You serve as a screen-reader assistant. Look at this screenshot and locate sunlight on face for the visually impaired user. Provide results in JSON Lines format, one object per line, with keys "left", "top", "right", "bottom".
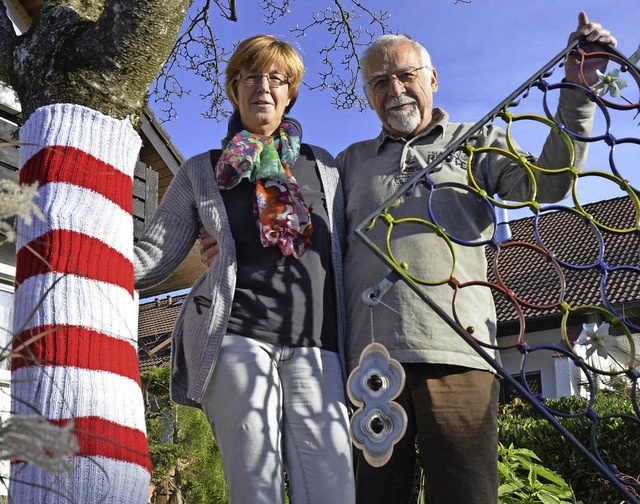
{"left": 236, "top": 65, "right": 292, "bottom": 136}
{"left": 366, "top": 43, "right": 438, "bottom": 138}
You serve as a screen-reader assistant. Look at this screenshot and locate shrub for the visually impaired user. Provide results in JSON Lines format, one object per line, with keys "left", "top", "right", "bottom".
{"left": 498, "top": 394, "right": 640, "bottom": 504}
{"left": 142, "top": 367, "right": 229, "bottom": 503}
{"left": 498, "top": 443, "right": 576, "bottom": 503}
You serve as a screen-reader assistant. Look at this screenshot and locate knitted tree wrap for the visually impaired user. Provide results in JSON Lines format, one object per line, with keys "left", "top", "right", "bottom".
{"left": 10, "top": 104, "right": 150, "bottom": 502}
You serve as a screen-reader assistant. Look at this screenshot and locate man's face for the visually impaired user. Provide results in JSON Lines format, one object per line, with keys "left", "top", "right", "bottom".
{"left": 365, "top": 43, "right": 438, "bottom": 139}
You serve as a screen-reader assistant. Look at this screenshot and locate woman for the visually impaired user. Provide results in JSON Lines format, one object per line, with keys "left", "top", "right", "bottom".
{"left": 134, "top": 35, "right": 355, "bottom": 503}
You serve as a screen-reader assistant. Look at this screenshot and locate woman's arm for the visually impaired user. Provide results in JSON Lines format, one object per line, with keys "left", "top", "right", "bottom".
{"left": 134, "top": 162, "right": 201, "bottom": 290}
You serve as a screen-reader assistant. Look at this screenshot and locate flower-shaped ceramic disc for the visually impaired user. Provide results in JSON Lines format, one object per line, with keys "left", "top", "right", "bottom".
{"left": 347, "top": 342, "right": 407, "bottom": 467}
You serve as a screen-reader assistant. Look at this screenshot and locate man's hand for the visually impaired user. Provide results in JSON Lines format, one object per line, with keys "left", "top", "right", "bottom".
{"left": 199, "top": 234, "right": 220, "bottom": 268}
{"left": 564, "top": 12, "right": 617, "bottom": 86}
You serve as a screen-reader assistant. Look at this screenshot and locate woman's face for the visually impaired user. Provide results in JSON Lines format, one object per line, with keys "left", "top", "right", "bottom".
{"left": 236, "top": 65, "right": 292, "bottom": 136}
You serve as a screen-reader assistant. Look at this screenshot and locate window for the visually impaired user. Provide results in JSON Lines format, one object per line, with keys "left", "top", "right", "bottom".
{"left": 500, "top": 370, "right": 542, "bottom": 404}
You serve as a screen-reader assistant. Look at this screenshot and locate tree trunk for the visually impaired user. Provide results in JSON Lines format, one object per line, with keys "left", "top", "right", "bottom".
{"left": 2, "top": 0, "right": 191, "bottom": 123}
{"left": 0, "top": 1, "right": 190, "bottom": 502}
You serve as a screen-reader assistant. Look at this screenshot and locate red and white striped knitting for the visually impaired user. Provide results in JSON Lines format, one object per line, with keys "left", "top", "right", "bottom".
{"left": 10, "top": 104, "right": 150, "bottom": 502}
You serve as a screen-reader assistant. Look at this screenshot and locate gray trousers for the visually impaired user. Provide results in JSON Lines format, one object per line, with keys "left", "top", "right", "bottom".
{"left": 201, "top": 334, "right": 355, "bottom": 504}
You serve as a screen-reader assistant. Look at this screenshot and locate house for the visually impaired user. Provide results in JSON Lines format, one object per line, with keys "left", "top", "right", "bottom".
{"left": 137, "top": 196, "right": 640, "bottom": 405}
{"left": 489, "top": 195, "right": 640, "bottom": 402}
{"left": 138, "top": 294, "right": 187, "bottom": 374}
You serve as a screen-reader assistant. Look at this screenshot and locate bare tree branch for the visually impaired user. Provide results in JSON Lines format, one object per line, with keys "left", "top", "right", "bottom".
{"left": 228, "top": 0, "right": 237, "bottom": 21}
{"left": 150, "top": 0, "right": 232, "bottom": 122}
{"left": 151, "top": 0, "right": 393, "bottom": 122}
{"left": 259, "top": 0, "right": 292, "bottom": 25}
{"left": 290, "top": 0, "right": 392, "bottom": 110}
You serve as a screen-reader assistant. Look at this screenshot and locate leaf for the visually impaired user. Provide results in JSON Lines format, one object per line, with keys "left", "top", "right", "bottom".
{"left": 529, "top": 466, "right": 537, "bottom": 487}
{"left": 532, "top": 464, "right": 570, "bottom": 486}
{"left": 510, "top": 454, "right": 534, "bottom": 473}
{"left": 498, "top": 481, "right": 525, "bottom": 496}
{"left": 498, "top": 462, "right": 515, "bottom": 479}
{"left": 513, "top": 447, "right": 540, "bottom": 460}
{"left": 538, "top": 491, "right": 563, "bottom": 504}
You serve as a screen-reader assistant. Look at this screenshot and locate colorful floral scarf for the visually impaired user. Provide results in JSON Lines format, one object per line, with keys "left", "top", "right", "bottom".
{"left": 215, "top": 113, "right": 313, "bottom": 258}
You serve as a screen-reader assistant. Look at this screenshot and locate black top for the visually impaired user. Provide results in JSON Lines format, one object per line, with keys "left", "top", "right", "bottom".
{"left": 217, "top": 144, "right": 338, "bottom": 351}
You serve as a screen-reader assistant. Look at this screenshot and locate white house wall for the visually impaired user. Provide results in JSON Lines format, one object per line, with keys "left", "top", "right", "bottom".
{"left": 498, "top": 327, "right": 579, "bottom": 400}
{"left": 499, "top": 327, "right": 639, "bottom": 400}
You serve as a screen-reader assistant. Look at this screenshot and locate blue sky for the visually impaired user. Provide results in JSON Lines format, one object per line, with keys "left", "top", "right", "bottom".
{"left": 150, "top": 0, "right": 640, "bottom": 207}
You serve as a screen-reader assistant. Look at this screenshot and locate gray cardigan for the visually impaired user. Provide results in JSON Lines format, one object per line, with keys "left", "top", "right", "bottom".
{"left": 134, "top": 145, "right": 347, "bottom": 407}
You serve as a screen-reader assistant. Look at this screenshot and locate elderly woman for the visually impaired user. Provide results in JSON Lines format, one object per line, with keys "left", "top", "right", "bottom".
{"left": 134, "top": 35, "right": 355, "bottom": 503}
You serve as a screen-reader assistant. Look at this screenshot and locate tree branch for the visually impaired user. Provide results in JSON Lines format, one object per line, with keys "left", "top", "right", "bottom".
{"left": 150, "top": 0, "right": 393, "bottom": 122}
{"left": 228, "top": 0, "right": 237, "bottom": 22}
{"left": 41, "top": 0, "right": 104, "bottom": 21}
{"left": 90, "top": 0, "right": 193, "bottom": 94}
{"left": 290, "top": 0, "right": 392, "bottom": 110}
{"left": 151, "top": 0, "right": 230, "bottom": 122}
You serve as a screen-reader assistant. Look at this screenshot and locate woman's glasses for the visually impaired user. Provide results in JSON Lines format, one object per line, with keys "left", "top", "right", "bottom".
{"left": 236, "top": 72, "right": 290, "bottom": 88}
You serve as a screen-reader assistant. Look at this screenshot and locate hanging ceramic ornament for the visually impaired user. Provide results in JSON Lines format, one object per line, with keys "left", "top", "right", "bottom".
{"left": 347, "top": 342, "right": 407, "bottom": 467}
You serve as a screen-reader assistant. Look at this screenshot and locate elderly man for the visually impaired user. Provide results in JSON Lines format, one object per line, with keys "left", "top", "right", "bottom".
{"left": 336, "top": 12, "right": 615, "bottom": 504}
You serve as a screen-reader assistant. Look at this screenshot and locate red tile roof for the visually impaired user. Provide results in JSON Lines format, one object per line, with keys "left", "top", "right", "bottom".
{"left": 489, "top": 196, "right": 640, "bottom": 326}
{"left": 137, "top": 294, "right": 187, "bottom": 373}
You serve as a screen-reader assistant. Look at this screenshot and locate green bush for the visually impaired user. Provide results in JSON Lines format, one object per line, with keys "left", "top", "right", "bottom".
{"left": 142, "top": 367, "right": 229, "bottom": 503}
{"left": 412, "top": 441, "right": 577, "bottom": 504}
{"left": 173, "top": 405, "right": 228, "bottom": 503}
{"left": 498, "top": 393, "right": 640, "bottom": 504}
{"left": 498, "top": 443, "right": 576, "bottom": 503}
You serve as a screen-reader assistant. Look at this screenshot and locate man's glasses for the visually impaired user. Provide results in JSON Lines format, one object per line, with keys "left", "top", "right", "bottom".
{"left": 236, "top": 72, "right": 290, "bottom": 88}
{"left": 367, "top": 66, "right": 427, "bottom": 93}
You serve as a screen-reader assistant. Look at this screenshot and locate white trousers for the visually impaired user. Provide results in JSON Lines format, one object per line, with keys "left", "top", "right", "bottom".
{"left": 200, "top": 334, "right": 355, "bottom": 504}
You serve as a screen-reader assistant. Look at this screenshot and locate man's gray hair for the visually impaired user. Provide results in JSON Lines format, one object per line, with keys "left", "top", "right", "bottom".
{"left": 359, "top": 34, "right": 433, "bottom": 82}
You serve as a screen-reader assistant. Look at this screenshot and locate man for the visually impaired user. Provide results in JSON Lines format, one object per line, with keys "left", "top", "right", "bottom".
{"left": 336, "top": 11, "right": 615, "bottom": 504}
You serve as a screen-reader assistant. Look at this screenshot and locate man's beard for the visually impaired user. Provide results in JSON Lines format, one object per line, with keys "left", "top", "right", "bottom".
{"left": 385, "top": 97, "right": 421, "bottom": 134}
